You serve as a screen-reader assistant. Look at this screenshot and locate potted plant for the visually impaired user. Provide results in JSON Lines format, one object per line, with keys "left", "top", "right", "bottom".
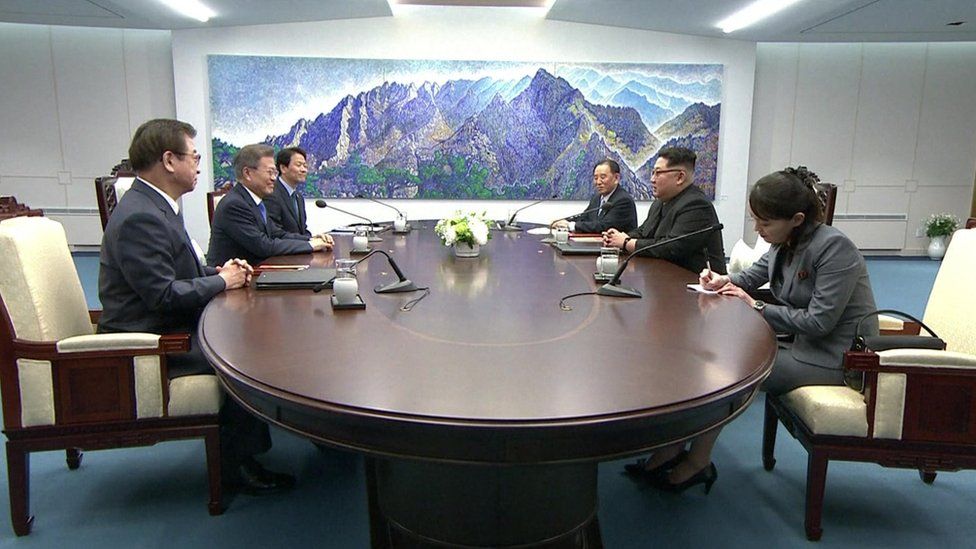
{"left": 924, "top": 213, "right": 959, "bottom": 260}
{"left": 435, "top": 211, "right": 492, "bottom": 257}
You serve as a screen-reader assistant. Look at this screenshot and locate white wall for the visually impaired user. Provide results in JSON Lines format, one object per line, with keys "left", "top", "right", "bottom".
{"left": 0, "top": 23, "right": 175, "bottom": 245}
{"left": 171, "top": 8, "right": 758, "bottom": 253}
{"left": 748, "top": 42, "right": 976, "bottom": 253}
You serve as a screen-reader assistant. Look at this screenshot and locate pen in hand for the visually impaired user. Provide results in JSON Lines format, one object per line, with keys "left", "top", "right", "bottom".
{"left": 703, "top": 247, "right": 712, "bottom": 278}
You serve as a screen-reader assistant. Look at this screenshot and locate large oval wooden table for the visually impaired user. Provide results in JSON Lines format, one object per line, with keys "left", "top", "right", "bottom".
{"left": 199, "top": 223, "right": 776, "bottom": 548}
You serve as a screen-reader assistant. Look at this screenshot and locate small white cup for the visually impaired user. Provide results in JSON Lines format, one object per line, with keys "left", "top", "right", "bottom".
{"left": 596, "top": 247, "right": 619, "bottom": 275}
{"left": 394, "top": 212, "right": 407, "bottom": 232}
{"left": 554, "top": 228, "right": 569, "bottom": 243}
{"left": 334, "top": 258, "right": 359, "bottom": 304}
{"left": 352, "top": 227, "right": 369, "bottom": 251}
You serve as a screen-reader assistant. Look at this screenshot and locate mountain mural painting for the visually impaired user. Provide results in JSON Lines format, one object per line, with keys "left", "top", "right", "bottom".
{"left": 208, "top": 56, "right": 723, "bottom": 200}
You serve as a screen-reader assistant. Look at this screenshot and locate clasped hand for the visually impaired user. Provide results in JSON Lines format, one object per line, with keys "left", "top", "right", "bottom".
{"left": 602, "top": 228, "right": 628, "bottom": 249}
{"left": 217, "top": 258, "right": 253, "bottom": 290}
{"left": 310, "top": 233, "right": 334, "bottom": 251}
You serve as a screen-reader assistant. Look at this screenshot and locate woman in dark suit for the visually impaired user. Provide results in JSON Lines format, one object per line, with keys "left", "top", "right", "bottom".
{"left": 624, "top": 166, "right": 878, "bottom": 493}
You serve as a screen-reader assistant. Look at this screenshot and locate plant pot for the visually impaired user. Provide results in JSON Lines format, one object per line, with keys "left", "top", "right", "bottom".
{"left": 453, "top": 242, "right": 481, "bottom": 258}
{"left": 927, "top": 235, "right": 947, "bottom": 260}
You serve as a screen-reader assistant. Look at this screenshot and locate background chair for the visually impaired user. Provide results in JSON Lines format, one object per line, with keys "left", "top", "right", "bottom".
{"left": 94, "top": 159, "right": 135, "bottom": 229}
{"left": 0, "top": 196, "right": 43, "bottom": 222}
{"left": 761, "top": 226, "right": 976, "bottom": 540}
{"left": 0, "top": 216, "right": 224, "bottom": 536}
{"left": 207, "top": 186, "right": 231, "bottom": 226}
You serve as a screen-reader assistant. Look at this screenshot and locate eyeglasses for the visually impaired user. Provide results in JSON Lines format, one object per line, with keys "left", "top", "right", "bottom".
{"left": 247, "top": 166, "right": 279, "bottom": 178}
{"left": 172, "top": 151, "right": 202, "bottom": 163}
{"left": 651, "top": 168, "right": 684, "bottom": 177}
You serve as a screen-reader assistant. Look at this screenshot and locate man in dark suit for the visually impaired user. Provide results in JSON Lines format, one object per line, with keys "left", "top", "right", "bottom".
{"left": 267, "top": 147, "right": 313, "bottom": 239}
{"left": 604, "top": 147, "right": 726, "bottom": 274}
{"left": 99, "top": 119, "right": 294, "bottom": 495}
{"left": 207, "top": 144, "right": 333, "bottom": 267}
{"left": 552, "top": 159, "right": 638, "bottom": 233}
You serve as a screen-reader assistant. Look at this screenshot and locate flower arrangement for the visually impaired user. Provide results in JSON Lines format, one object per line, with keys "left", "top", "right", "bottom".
{"left": 434, "top": 210, "right": 492, "bottom": 247}
{"left": 924, "top": 213, "right": 959, "bottom": 238}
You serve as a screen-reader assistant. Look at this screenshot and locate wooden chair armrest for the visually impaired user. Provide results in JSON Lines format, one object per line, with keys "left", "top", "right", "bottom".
{"left": 845, "top": 350, "right": 976, "bottom": 375}
{"left": 88, "top": 309, "right": 102, "bottom": 324}
{"left": 11, "top": 333, "right": 191, "bottom": 360}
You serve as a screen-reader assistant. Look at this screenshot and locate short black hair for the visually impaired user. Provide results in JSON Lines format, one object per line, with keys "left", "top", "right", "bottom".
{"left": 275, "top": 147, "right": 307, "bottom": 172}
{"left": 749, "top": 166, "right": 825, "bottom": 242}
{"left": 128, "top": 119, "right": 196, "bottom": 171}
{"left": 594, "top": 158, "right": 620, "bottom": 175}
{"left": 657, "top": 147, "right": 696, "bottom": 172}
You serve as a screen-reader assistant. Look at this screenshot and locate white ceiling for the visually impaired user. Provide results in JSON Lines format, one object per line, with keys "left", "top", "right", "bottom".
{"left": 2, "top": 0, "right": 976, "bottom": 42}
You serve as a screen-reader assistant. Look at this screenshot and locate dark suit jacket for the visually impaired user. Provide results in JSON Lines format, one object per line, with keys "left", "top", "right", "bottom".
{"left": 628, "top": 185, "right": 726, "bottom": 274}
{"left": 98, "top": 179, "right": 225, "bottom": 336}
{"left": 207, "top": 183, "right": 312, "bottom": 267}
{"left": 731, "top": 224, "right": 878, "bottom": 369}
{"left": 574, "top": 186, "right": 638, "bottom": 233}
{"left": 266, "top": 178, "right": 310, "bottom": 239}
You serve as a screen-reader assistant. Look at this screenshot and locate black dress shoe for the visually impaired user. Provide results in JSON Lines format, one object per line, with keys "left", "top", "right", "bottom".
{"left": 227, "top": 458, "right": 296, "bottom": 496}
{"left": 623, "top": 450, "right": 688, "bottom": 480}
{"left": 652, "top": 462, "right": 718, "bottom": 495}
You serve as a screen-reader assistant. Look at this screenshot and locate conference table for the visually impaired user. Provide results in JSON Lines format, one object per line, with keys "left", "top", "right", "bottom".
{"left": 198, "top": 222, "right": 776, "bottom": 548}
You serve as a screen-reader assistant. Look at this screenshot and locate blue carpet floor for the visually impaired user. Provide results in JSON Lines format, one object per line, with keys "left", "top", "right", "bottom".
{"left": 1, "top": 255, "right": 970, "bottom": 548}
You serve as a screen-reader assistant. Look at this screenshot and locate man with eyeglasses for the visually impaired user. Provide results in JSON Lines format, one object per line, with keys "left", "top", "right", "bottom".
{"left": 267, "top": 147, "right": 317, "bottom": 239}
{"left": 551, "top": 159, "right": 637, "bottom": 234}
{"left": 207, "top": 144, "right": 333, "bottom": 267}
{"left": 603, "top": 147, "right": 726, "bottom": 274}
{"left": 99, "top": 119, "right": 295, "bottom": 496}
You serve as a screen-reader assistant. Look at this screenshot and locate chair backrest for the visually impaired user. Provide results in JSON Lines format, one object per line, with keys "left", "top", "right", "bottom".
{"left": 95, "top": 175, "right": 136, "bottom": 230}
{"left": 922, "top": 228, "right": 976, "bottom": 355}
{"left": 0, "top": 196, "right": 43, "bottom": 221}
{"left": 207, "top": 186, "right": 231, "bottom": 226}
{"left": 966, "top": 217, "right": 976, "bottom": 229}
{"left": 0, "top": 217, "right": 92, "bottom": 342}
{"left": 817, "top": 183, "right": 838, "bottom": 226}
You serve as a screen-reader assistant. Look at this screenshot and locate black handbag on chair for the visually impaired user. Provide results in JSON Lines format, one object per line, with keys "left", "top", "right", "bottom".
{"left": 846, "top": 309, "right": 947, "bottom": 390}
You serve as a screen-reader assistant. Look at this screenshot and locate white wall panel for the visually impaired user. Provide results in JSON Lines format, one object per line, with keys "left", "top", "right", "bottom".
{"left": 122, "top": 29, "right": 176, "bottom": 135}
{"left": 0, "top": 24, "right": 63, "bottom": 176}
{"left": 791, "top": 44, "right": 862, "bottom": 186}
{"left": 50, "top": 27, "right": 131, "bottom": 180}
{"left": 846, "top": 186, "right": 910, "bottom": 214}
{"left": 914, "top": 43, "right": 976, "bottom": 189}
{"left": 748, "top": 43, "right": 799, "bottom": 184}
{"left": 851, "top": 44, "right": 926, "bottom": 187}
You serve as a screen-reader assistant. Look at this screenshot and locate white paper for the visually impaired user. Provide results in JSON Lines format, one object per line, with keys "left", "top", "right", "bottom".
{"left": 686, "top": 283, "right": 719, "bottom": 295}
{"left": 526, "top": 227, "right": 552, "bottom": 235}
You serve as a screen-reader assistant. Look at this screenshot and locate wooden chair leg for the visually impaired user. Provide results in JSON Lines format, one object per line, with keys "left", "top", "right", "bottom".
{"left": 204, "top": 427, "right": 223, "bottom": 516}
{"left": 762, "top": 395, "right": 778, "bottom": 471}
{"left": 65, "top": 448, "right": 83, "bottom": 470}
{"left": 6, "top": 443, "right": 33, "bottom": 536}
{"left": 804, "top": 450, "right": 828, "bottom": 541}
{"left": 919, "top": 469, "right": 937, "bottom": 484}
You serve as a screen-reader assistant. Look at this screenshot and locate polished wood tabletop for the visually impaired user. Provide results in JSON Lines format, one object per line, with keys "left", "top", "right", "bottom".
{"left": 199, "top": 223, "right": 776, "bottom": 465}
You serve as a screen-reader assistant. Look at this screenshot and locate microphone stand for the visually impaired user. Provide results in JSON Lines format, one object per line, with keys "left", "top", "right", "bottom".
{"left": 352, "top": 249, "right": 419, "bottom": 293}
{"left": 596, "top": 224, "right": 724, "bottom": 298}
{"left": 499, "top": 194, "right": 558, "bottom": 231}
{"left": 356, "top": 194, "right": 410, "bottom": 232}
{"left": 315, "top": 199, "right": 383, "bottom": 242}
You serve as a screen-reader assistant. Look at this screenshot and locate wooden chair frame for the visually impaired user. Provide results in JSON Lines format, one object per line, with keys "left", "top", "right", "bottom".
{"left": 762, "top": 347, "right": 976, "bottom": 540}
{"left": 0, "top": 296, "right": 222, "bottom": 535}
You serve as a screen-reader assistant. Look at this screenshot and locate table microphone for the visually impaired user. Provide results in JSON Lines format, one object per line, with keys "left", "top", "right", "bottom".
{"left": 356, "top": 194, "right": 403, "bottom": 218}
{"left": 315, "top": 199, "right": 382, "bottom": 242}
{"left": 549, "top": 202, "right": 611, "bottom": 227}
{"left": 312, "top": 249, "right": 418, "bottom": 294}
{"left": 501, "top": 194, "right": 559, "bottom": 231}
{"left": 597, "top": 224, "right": 724, "bottom": 298}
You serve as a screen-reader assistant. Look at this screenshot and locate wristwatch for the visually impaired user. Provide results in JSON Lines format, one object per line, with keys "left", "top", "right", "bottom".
{"left": 623, "top": 237, "right": 632, "bottom": 250}
{"left": 753, "top": 300, "right": 766, "bottom": 313}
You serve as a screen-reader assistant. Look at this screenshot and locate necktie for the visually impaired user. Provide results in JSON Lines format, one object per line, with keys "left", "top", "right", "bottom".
{"left": 258, "top": 201, "right": 267, "bottom": 223}
{"left": 293, "top": 193, "right": 302, "bottom": 222}
{"left": 599, "top": 197, "right": 607, "bottom": 216}
{"left": 176, "top": 212, "right": 203, "bottom": 275}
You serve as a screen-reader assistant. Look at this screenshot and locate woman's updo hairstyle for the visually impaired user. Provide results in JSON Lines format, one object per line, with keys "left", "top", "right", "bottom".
{"left": 749, "top": 166, "right": 825, "bottom": 237}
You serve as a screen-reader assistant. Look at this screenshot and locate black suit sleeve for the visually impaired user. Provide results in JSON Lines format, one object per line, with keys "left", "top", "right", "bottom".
{"left": 631, "top": 202, "right": 717, "bottom": 265}
{"left": 216, "top": 199, "right": 313, "bottom": 261}
{"left": 266, "top": 194, "right": 311, "bottom": 241}
{"left": 574, "top": 192, "right": 638, "bottom": 233}
{"left": 116, "top": 211, "right": 225, "bottom": 313}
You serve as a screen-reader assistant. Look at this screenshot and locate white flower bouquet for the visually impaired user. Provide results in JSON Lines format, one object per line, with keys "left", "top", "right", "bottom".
{"left": 434, "top": 211, "right": 492, "bottom": 247}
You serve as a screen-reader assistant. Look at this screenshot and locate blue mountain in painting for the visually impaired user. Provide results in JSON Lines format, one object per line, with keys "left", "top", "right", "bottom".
{"left": 234, "top": 67, "right": 720, "bottom": 200}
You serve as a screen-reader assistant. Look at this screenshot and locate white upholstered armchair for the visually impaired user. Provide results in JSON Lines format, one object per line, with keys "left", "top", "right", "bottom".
{"left": 761, "top": 227, "right": 976, "bottom": 540}
{"left": 0, "top": 216, "right": 224, "bottom": 536}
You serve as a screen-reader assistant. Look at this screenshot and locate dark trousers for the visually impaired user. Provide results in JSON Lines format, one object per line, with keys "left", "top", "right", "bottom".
{"left": 169, "top": 338, "right": 273, "bottom": 471}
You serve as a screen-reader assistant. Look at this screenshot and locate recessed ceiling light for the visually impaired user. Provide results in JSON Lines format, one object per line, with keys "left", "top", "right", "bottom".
{"left": 715, "top": 0, "right": 804, "bottom": 34}
{"left": 158, "top": 0, "right": 216, "bottom": 23}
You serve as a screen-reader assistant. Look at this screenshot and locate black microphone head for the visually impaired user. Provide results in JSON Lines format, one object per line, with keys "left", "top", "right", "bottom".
{"left": 315, "top": 199, "right": 328, "bottom": 208}
{"left": 355, "top": 194, "right": 365, "bottom": 199}
{"left": 713, "top": 223, "right": 724, "bottom": 231}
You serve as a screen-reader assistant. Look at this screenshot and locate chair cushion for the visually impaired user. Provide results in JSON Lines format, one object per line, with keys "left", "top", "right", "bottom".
{"left": 878, "top": 348, "right": 976, "bottom": 369}
{"left": 727, "top": 238, "right": 770, "bottom": 274}
{"left": 779, "top": 386, "right": 869, "bottom": 437}
{"left": 168, "top": 375, "right": 223, "bottom": 416}
{"left": 0, "top": 217, "right": 92, "bottom": 341}
{"left": 16, "top": 358, "right": 55, "bottom": 427}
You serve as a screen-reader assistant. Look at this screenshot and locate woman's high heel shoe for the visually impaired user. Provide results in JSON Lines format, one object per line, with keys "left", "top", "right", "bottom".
{"left": 654, "top": 462, "right": 718, "bottom": 494}
{"left": 623, "top": 450, "right": 688, "bottom": 480}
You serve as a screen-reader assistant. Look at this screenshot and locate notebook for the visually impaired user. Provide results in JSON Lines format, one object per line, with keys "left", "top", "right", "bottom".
{"left": 551, "top": 240, "right": 603, "bottom": 255}
{"left": 255, "top": 268, "right": 336, "bottom": 290}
